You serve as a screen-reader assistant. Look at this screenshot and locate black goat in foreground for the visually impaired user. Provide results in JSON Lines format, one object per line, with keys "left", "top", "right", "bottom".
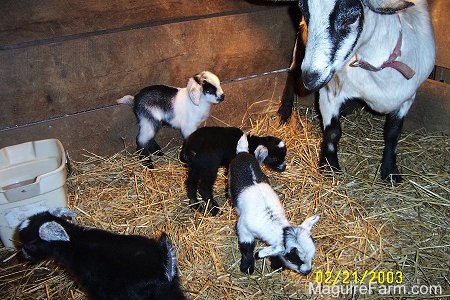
{"left": 18, "top": 208, "right": 186, "bottom": 300}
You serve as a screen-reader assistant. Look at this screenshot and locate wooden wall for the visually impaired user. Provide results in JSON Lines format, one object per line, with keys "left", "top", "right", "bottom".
{"left": 0, "top": 0, "right": 297, "bottom": 159}
{"left": 0, "top": 0, "right": 448, "bottom": 160}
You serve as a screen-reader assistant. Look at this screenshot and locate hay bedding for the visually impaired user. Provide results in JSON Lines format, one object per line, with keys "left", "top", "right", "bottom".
{"left": 1, "top": 101, "right": 449, "bottom": 299}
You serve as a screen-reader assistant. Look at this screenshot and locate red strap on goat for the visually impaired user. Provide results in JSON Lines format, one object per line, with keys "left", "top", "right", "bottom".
{"left": 349, "top": 31, "right": 415, "bottom": 80}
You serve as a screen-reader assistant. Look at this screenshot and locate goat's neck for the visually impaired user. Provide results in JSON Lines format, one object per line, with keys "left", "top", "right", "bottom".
{"left": 356, "top": 10, "right": 402, "bottom": 67}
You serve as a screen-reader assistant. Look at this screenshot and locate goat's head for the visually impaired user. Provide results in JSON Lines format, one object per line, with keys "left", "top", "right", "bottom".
{"left": 297, "top": 0, "right": 414, "bottom": 91}
{"left": 281, "top": 215, "right": 319, "bottom": 274}
{"left": 187, "top": 71, "right": 225, "bottom": 106}
{"left": 18, "top": 210, "right": 75, "bottom": 262}
{"left": 253, "top": 136, "right": 287, "bottom": 172}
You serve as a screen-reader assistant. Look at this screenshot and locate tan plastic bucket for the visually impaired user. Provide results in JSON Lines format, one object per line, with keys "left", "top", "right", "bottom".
{"left": 0, "top": 139, "right": 68, "bottom": 248}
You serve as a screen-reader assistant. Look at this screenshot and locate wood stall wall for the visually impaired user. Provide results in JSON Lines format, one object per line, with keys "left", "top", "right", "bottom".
{"left": 0, "top": 0, "right": 297, "bottom": 159}
{"left": 0, "top": 0, "right": 448, "bottom": 160}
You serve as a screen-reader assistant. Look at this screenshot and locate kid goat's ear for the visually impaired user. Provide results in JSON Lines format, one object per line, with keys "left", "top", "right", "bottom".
{"left": 188, "top": 74, "right": 202, "bottom": 106}
{"left": 254, "top": 145, "right": 269, "bottom": 164}
{"left": 39, "top": 222, "right": 70, "bottom": 242}
{"left": 159, "top": 232, "right": 177, "bottom": 282}
{"left": 300, "top": 215, "right": 320, "bottom": 231}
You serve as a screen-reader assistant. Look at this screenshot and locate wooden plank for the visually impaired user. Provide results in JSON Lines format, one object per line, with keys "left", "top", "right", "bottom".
{"left": 429, "top": 0, "right": 449, "bottom": 68}
{"left": 0, "top": 0, "right": 264, "bottom": 48}
{"left": 0, "top": 72, "right": 288, "bottom": 160}
{"left": 404, "top": 79, "right": 450, "bottom": 134}
{"left": 0, "top": 7, "right": 296, "bottom": 130}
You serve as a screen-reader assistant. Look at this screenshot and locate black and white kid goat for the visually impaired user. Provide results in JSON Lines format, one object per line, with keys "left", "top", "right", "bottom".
{"left": 228, "top": 135, "right": 319, "bottom": 274}
{"left": 180, "top": 126, "right": 287, "bottom": 216}
{"left": 18, "top": 208, "right": 185, "bottom": 300}
{"left": 270, "top": 0, "right": 435, "bottom": 183}
{"left": 117, "top": 71, "right": 224, "bottom": 167}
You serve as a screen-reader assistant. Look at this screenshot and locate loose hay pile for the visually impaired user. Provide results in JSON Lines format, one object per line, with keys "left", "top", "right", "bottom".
{"left": 1, "top": 102, "right": 449, "bottom": 299}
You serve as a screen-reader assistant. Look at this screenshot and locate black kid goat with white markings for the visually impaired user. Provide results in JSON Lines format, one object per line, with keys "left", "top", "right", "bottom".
{"left": 18, "top": 208, "right": 186, "bottom": 300}
{"left": 228, "top": 134, "right": 319, "bottom": 274}
{"left": 180, "top": 126, "right": 287, "bottom": 216}
{"left": 118, "top": 71, "right": 224, "bottom": 167}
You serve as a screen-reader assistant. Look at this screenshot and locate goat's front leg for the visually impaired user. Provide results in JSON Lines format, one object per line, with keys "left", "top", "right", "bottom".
{"left": 319, "top": 92, "right": 343, "bottom": 172}
{"left": 198, "top": 165, "right": 220, "bottom": 216}
{"left": 255, "top": 245, "right": 284, "bottom": 259}
{"left": 381, "top": 111, "right": 404, "bottom": 183}
{"left": 185, "top": 167, "right": 201, "bottom": 211}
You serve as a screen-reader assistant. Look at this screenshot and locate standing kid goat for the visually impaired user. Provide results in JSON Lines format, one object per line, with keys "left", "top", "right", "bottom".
{"left": 19, "top": 208, "right": 186, "bottom": 300}
{"left": 229, "top": 134, "right": 319, "bottom": 274}
{"left": 180, "top": 126, "right": 287, "bottom": 216}
{"left": 269, "top": 0, "right": 435, "bottom": 183}
{"left": 117, "top": 71, "right": 224, "bottom": 167}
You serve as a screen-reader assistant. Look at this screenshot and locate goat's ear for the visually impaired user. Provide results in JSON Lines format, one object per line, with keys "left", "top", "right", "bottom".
{"left": 188, "top": 78, "right": 202, "bottom": 106}
{"left": 48, "top": 207, "right": 77, "bottom": 218}
{"left": 300, "top": 215, "right": 320, "bottom": 231}
{"left": 254, "top": 145, "right": 269, "bottom": 164}
{"left": 362, "top": 0, "right": 414, "bottom": 14}
{"left": 39, "top": 222, "right": 70, "bottom": 242}
{"left": 159, "top": 232, "right": 177, "bottom": 282}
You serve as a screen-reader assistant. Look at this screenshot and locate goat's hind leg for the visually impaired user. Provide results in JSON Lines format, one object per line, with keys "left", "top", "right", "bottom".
{"left": 237, "top": 223, "right": 256, "bottom": 274}
{"left": 136, "top": 118, "right": 162, "bottom": 167}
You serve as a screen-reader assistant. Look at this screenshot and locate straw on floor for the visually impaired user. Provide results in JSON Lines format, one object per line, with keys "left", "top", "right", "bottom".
{"left": 1, "top": 100, "right": 449, "bottom": 299}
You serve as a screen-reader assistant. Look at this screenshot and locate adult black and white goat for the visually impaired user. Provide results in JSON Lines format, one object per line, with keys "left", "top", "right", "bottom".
{"left": 180, "top": 126, "right": 287, "bottom": 216}
{"left": 229, "top": 134, "right": 319, "bottom": 274}
{"left": 18, "top": 208, "right": 186, "bottom": 300}
{"left": 274, "top": 0, "right": 435, "bottom": 183}
{"left": 117, "top": 71, "right": 224, "bottom": 167}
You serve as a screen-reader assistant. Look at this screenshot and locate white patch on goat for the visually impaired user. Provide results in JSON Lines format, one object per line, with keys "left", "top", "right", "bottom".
{"left": 236, "top": 183, "right": 289, "bottom": 248}
{"left": 148, "top": 106, "right": 165, "bottom": 121}
{"left": 304, "top": 0, "right": 434, "bottom": 125}
{"left": 137, "top": 118, "right": 156, "bottom": 145}
{"left": 301, "top": 0, "right": 337, "bottom": 82}
{"left": 172, "top": 88, "right": 212, "bottom": 138}
{"left": 202, "top": 71, "right": 223, "bottom": 97}
{"left": 327, "top": 143, "right": 335, "bottom": 152}
{"left": 277, "top": 141, "right": 285, "bottom": 148}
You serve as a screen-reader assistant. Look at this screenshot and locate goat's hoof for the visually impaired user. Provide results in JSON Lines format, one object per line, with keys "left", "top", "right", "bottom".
{"left": 319, "top": 163, "right": 341, "bottom": 177}
{"left": 142, "top": 160, "right": 155, "bottom": 169}
{"left": 381, "top": 165, "right": 402, "bottom": 184}
{"left": 277, "top": 104, "right": 293, "bottom": 124}
{"left": 152, "top": 150, "right": 165, "bottom": 156}
{"left": 240, "top": 263, "right": 255, "bottom": 274}
{"left": 382, "top": 173, "right": 403, "bottom": 185}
